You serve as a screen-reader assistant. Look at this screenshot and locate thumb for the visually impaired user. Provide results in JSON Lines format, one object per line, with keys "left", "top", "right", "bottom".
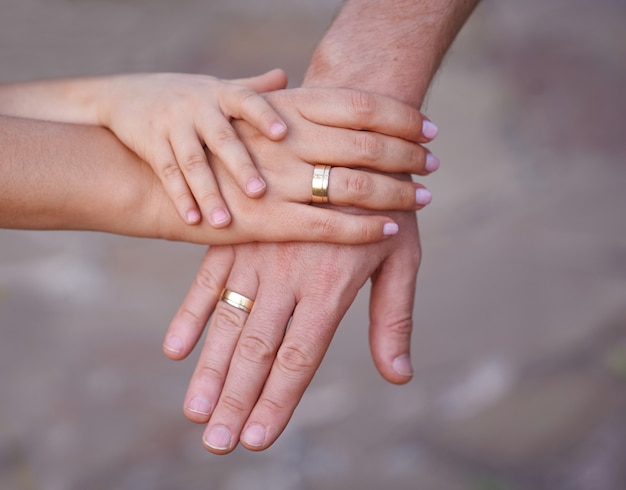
{"left": 368, "top": 233, "right": 421, "bottom": 384}
{"left": 235, "top": 68, "right": 288, "bottom": 93}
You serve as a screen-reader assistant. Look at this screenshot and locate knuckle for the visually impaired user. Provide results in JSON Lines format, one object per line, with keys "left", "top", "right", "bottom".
{"left": 160, "top": 162, "right": 183, "bottom": 181}
{"left": 181, "top": 153, "right": 207, "bottom": 173}
{"left": 413, "top": 146, "right": 428, "bottom": 174}
{"left": 175, "top": 307, "right": 206, "bottom": 331}
{"left": 359, "top": 219, "right": 380, "bottom": 243}
{"left": 213, "top": 125, "right": 239, "bottom": 146}
{"left": 346, "top": 171, "right": 375, "bottom": 200}
{"left": 257, "top": 394, "right": 288, "bottom": 416}
{"left": 193, "top": 265, "right": 223, "bottom": 297}
{"left": 354, "top": 132, "right": 384, "bottom": 162}
{"left": 214, "top": 306, "right": 245, "bottom": 333}
{"left": 237, "top": 89, "right": 262, "bottom": 111}
{"left": 405, "top": 106, "right": 423, "bottom": 140}
{"left": 386, "top": 317, "right": 414, "bottom": 342}
{"left": 237, "top": 332, "right": 277, "bottom": 366}
{"left": 194, "top": 189, "right": 220, "bottom": 206}
{"left": 397, "top": 183, "right": 418, "bottom": 209}
{"left": 311, "top": 215, "right": 339, "bottom": 239}
{"left": 349, "top": 89, "right": 377, "bottom": 120}
{"left": 195, "top": 361, "right": 226, "bottom": 383}
{"left": 218, "top": 393, "right": 248, "bottom": 415}
{"left": 275, "top": 340, "right": 317, "bottom": 377}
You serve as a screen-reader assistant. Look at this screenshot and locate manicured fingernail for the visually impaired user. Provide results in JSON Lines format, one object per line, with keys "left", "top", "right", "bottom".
{"left": 383, "top": 222, "right": 399, "bottom": 236}
{"left": 204, "top": 425, "right": 231, "bottom": 451}
{"left": 186, "top": 396, "right": 212, "bottom": 416}
{"left": 392, "top": 354, "right": 414, "bottom": 377}
{"left": 211, "top": 208, "right": 230, "bottom": 225}
{"left": 163, "top": 335, "right": 183, "bottom": 354}
{"left": 269, "top": 122, "right": 287, "bottom": 137}
{"left": 246, "top": 177, "right": 266, "bottom": 194}
{"left": 422, "top": 120, "right": 439, "bottom": 140}
{"left": 242, "top": 423, "right": 266, "bottom": 447}
{"left": 187, "top": 209, "right": 201, "bottom": 224}
{"left": 415, "top": 188, "right": 433, "bottom": 206}
{"left": 425, "top": 153, "right": 440, "bottom": 173}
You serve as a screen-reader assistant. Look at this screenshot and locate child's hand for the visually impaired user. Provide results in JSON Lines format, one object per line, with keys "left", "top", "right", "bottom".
{"left": 99, "top": 69, "right": 288, "bottom": 226}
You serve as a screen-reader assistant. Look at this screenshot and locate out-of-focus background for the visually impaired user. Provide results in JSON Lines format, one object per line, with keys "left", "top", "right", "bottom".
{"left": 1, "top": 0, "right": 625, "bottom": 489}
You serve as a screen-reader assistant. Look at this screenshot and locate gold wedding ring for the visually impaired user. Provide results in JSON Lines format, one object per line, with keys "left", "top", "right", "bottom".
{"left": 220, "top": 288, "right": 254, "bottom": 313}
{"left": 311, "top": 164, "right": 331, "bottom": 203}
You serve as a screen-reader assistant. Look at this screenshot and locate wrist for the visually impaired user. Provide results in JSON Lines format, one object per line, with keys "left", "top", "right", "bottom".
{"left": 303, "top": 0, "right": 479, "bottom": 107}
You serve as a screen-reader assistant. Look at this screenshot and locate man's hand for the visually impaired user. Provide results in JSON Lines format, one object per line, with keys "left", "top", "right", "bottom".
{"left": 164, "top": 209, "right": 419, "bottom": 453}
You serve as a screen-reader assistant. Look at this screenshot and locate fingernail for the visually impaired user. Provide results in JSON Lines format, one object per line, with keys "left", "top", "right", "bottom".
{"left": 422, "top": 120, "right": 439, "bottom": 140}
{"left": 204, "top": 425, "right": 232, "bottom": 451}
{"left": 246, "top": 177, "right": 266, "bottom": 194}
{"left": 163, "top": 335, "right": 183, "bottom": 354}
{"left": 415, "top": 188, "right": 433, "bottom": 206}
{"left": 187, "top": 209, "right": 201, "bottom": 224}
{"left": 211, "top": 208, "right": 230, "bottom": 225}
{"left": 186, "top": 396, "right": 212, "bottom": 416}
{"left": 242, "top": 423, "right": 266, "bottom": 448}
{"left": 270, "top": 122, "right": 286, "bottom": 137}
{"left": 392, "top": 354, "right": 414, "bottom": 377}
{"left": 425, "top": 153, "right": 440, "bottom": 173}
{"left": 383, "top": 222, "right": 399, "bottom": 236}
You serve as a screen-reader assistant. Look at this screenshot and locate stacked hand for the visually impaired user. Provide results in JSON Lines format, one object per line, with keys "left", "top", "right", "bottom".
{"left": 163, "top": 87, "right": 435, "bottom": 453}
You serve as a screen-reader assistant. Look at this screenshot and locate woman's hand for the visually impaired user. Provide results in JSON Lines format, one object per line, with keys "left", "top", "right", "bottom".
{"left": 98, "top": 69, "right": 290, "bottom": 226}
{"left": 153, "top": 86, "right": 440, "bottom": 245}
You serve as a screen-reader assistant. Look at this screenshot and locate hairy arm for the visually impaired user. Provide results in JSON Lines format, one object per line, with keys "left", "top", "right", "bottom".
{"left": 306, "top": 0, "right": 479, "bottom": 102}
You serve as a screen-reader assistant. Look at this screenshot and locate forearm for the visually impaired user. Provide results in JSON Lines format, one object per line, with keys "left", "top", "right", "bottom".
{"left": 0, "top": 77, "right": 104, "bottom": 124}
{"left": 304, "top": 0, "right": 479, "bottom": 105}
{"left": 0, "top": 115, "right": 176, "bottom": 238}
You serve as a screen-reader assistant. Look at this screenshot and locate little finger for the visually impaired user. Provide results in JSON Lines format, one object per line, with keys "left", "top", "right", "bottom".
{"left": 184, "top": 271, "right": 259, "bottom": 425}
{"left": 326, "top": 167, "right": 433, "bottom": 210}
{"left": 300, "top": 127, "right": 435, "bottom": 175}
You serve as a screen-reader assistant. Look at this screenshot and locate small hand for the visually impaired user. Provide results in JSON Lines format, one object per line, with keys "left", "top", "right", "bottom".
{"left": 100, "top": 69, "right": 289, "bottom": 226}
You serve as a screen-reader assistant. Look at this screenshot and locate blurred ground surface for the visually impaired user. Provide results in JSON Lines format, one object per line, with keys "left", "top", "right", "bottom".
{"left": 1, "top": 1, "right": 625, "bottom": 489}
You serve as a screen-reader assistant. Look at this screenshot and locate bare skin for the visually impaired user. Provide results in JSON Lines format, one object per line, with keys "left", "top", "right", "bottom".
{"left": 164, "top": 0, "right": 481, "bottom": 454}
{"left": 1, "top": 86, "right": 436, "bottom": 244}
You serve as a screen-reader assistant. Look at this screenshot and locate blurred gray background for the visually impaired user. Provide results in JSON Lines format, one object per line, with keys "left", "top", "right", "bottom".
{"left": 1, "top": 1, "right": 625, "bottom": 489}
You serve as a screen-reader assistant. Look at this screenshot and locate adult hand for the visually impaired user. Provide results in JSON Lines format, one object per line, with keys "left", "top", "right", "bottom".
{"left": 153, "top": 87, "right": 437, "bottom": 246}
{"left": 164, "top": 210, "right": 419, "bottom": 453}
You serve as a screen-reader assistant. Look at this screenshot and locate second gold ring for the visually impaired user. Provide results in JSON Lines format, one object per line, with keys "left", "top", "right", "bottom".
{"left": 311, "top": 164, "right": 331, "bottom": 204}
{"left": 220, "top": 288, "right": 255, "bottom": 313}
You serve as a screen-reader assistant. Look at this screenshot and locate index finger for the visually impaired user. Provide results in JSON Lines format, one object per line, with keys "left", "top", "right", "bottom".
{"left": 290, "top": 87, "right": 437, "bottom": 143}
{"left": 220, "top": 85, "right": 287, "bottom": 140}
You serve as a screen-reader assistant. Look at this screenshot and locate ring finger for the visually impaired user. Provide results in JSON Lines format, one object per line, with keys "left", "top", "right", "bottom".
{"left": 270, "top": 163, "right": 432, "bottom": 211}
{"left": 182, "top": 263, "right": 259, "bottom": 425}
